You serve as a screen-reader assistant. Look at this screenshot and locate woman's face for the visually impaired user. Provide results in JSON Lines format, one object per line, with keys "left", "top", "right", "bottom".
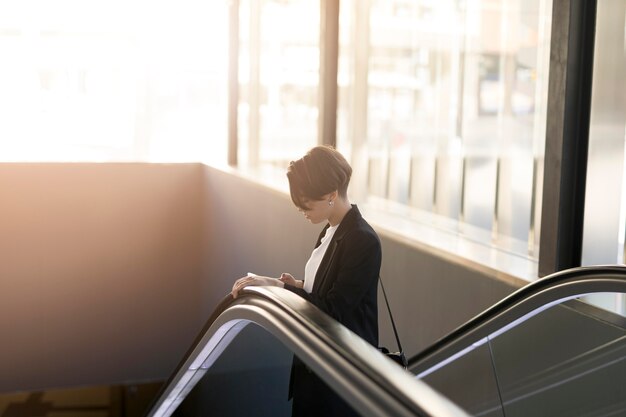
{"left": 298, "top": 194, "right": 333, "bottom": 224}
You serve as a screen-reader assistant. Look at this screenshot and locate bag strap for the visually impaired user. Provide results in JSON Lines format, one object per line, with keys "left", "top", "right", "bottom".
{"left": 379, "top": 276, "right": 404, "bottom": 354}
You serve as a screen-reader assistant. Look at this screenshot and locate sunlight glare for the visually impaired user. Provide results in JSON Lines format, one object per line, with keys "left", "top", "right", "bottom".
{"left": 0, "top": 0, "right": 228, "bottom": 162}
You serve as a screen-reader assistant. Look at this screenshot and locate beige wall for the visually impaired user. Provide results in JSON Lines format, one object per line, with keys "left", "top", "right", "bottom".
{"left": 0, "top": 162, "right": 520, "bottom": 394}
{"left": 0, "top": 163, "right": 210, "bottom": 393}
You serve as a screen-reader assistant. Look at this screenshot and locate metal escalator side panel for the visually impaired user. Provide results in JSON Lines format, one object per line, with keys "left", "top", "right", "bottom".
{"left": 410, "top": 267, "right": 626, "bottom": 417}
{"left": 410, "top": 268, "right": 626, "bottom": 374}
{"left": 148, "top": 287, "right": 471, "bottom": 417}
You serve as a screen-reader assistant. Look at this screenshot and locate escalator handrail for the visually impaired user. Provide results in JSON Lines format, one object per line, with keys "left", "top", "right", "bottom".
{"left": 409, "top": 265, "right": 626, "bottom": 372}
{"left": 147, "top": 286, "right": 471, "bottom": 417}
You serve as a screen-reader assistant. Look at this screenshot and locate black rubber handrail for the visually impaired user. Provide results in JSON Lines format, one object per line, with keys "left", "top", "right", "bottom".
{"left": 409, "top": 265, "right": 626, "bottom": 372}
{"left": 146, "top": 286, "right": 471, "bottom": 417}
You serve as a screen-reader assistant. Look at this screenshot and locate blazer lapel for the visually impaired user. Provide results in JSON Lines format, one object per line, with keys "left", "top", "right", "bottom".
{"left": 311, "top": 205, "right": 359, "bottom": 294}
{"left": 312, "top": 239, "right": 338, "bottom": 294}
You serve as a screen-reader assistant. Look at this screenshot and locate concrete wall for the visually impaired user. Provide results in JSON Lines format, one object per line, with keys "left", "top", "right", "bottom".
{"left": 0, "top": 163, "right": 210, "bottom": 393}
{"left": 199, "top": 167, "right": 321, "bottom": 303}
{"left": 377, "top": 237, "right": 519, "bottom": 355}
{"left": 0, "top": 162, "right": 520, "bottom": 394}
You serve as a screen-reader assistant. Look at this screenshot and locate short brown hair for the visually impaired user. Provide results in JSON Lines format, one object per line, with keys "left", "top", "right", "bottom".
{"left": 287, "top": 146, "right": 352, "bottom": 210}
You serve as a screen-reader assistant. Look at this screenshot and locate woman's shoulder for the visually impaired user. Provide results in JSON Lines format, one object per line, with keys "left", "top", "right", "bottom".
{"left": 342, "top": 215, "right": 380, "bottom": 245}
{"left": 353, "top": 220, "right": 380, "bottom": 240}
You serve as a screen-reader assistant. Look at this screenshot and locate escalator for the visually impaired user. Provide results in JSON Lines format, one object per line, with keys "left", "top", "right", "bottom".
{"left": 146, "top": 286, "right": 470, "bottom": 417}
{"left": 147, "top": 266, "right": 626, "bottom": 416}
{"left": 410, "top": 265, "right": 626, "bottom": 417}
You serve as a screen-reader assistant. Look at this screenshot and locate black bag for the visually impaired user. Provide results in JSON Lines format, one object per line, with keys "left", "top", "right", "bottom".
{"left": 378, "top": 277, "right": 408, "bottom": 369}
{"left": 379, "top": 346, "right": 408, "bottom": 368}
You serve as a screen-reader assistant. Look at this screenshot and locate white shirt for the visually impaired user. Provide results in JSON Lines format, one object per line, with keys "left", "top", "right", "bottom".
{"left": 303, "top": 224, "right": 339, "bottom": 293}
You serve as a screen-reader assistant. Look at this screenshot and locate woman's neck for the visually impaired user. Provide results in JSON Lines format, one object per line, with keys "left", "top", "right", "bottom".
{"left": 328, "top": 199, "right": 352, "bottom": 226}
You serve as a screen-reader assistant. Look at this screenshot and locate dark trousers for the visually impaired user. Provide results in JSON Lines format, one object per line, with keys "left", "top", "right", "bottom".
{"left": 290, "top": 360, "right": 361, "bottom": 417}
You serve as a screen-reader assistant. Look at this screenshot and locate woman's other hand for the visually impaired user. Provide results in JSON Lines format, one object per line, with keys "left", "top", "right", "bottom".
{"left": 231, "top": 274, "right": 284, "bottom": 298}
{"left": 279, "top": 273, "right": 304, "bottom": 288}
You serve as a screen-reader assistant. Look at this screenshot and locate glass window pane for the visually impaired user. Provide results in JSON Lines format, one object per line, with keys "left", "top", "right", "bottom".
{"left": 238, "top": 0, "right": 319, "bottom": 168}
{"left": 338, "top": 0, "right": 552, "bottom": 259}
{"left": 0, "top": 0, "right": 228, "bottom": 163}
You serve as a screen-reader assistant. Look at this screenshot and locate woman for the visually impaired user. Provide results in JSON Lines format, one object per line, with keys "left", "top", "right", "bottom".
{"left": 231, "top": 145, "right": 382, "bottom": 416}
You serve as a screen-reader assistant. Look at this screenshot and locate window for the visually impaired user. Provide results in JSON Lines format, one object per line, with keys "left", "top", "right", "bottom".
{"left": 0, "top": 0, "right": 228, "bottom": 162}
{"left": 337, "top": 0, "right": 552, "bottom": 261}
{"left": 237, "top": 0, "right": 320, "bottom": 168}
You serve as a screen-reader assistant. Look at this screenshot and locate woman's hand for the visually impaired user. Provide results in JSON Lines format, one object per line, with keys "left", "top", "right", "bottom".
{"left": 279, "top": 273, "right": 304, "bottom": 289}
{"left": 231, "top": 274, "right": 284, "bottom": 298}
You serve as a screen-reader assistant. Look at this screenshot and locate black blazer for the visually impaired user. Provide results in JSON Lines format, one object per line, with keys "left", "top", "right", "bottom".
{"left": 284, "top": 205, "right": 381, "bottom": 347}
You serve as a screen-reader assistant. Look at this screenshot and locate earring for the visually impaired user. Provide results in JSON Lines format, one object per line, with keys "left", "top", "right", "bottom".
{"left": 328, "top": 200, "right": 334, "bottom": 206}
